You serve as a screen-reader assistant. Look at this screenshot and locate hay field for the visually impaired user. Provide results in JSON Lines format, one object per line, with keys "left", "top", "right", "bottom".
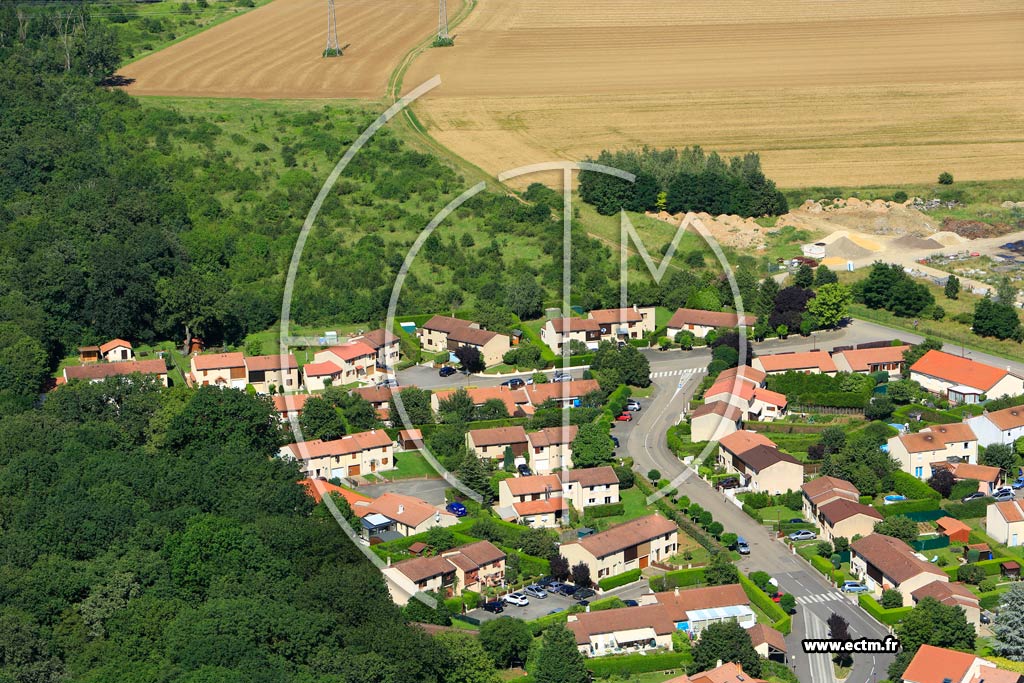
{"left": 119, "top": 0, "right": 438, "bottom": 99}
{"left": 406, "top": 0, "right": 1024, "bottom": 188}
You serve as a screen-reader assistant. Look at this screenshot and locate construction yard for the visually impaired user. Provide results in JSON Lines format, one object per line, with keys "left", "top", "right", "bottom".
{"left": 405, "top": 0, "right": 1024, "bottom": 188}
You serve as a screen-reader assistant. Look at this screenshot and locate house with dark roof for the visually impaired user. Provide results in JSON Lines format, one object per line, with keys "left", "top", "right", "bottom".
{"left": 718, "top": 431, "right": 802, "bottom": 494}
{"left": 967, "top": 405, "right": 1024, "bottom": 447}
{"left": 748, "top": 624, "right": 787, "bottom": 662}
{"left": 802, "top": 476, "right": 860, "bottom": 521}
{"left": 350, "top": 328, "right": 400, "bottom": 370}
{"left": 383, "top": 540, "right": 505, "bottom": 606}
{"left": 441, "top": 540, "right": 506, "bottom": 594}
{"left": 887, "top": 423, "right": 979, "bottom": 480}
{"left": 446, "top": 325, "right": 511, "bottom": 368}
{"left": 816, "top": 498, "right": 882, "bottom": 543}
{"left": 561, "top": 466, "right": 620, "bottom": 511}
{"left": 540, "top": 317, "right": 602, "bottom": 354}
{"left": 587, "top": 305, "right": 656, "bottom": 342}
{"left": 567, "top": 603, "right": 675, "bottom": 657}
{"left": 526, "top": 425, "right": 578, "bottom": 472}
{"left": 417, "top": 315, "right": 476, "bottom": 353}
{"left": 851, "top": 534, "right": 948, "bottom": 601}
{"left": 560, "top": 514, "right": 678, "bottom": 580}
{"left": 911, "top": 580, "right": 981, "bottom": 627}
{"left": 640, "top": 584, "right": 754, "bottom": 636}
{"left": 899, "top": 644, "right": 1023, "bottom": 683}
{"left": 466, "top": 426, "right": 528, "bottom": 459}
{"left": 63, "top": 358, "right": 169, "bottom": 387}
{"left": 910, "top": 349, "right": 1024, "bottom": 405}
{"left": 666, "top": 308, "right": 757, "bottom": 340}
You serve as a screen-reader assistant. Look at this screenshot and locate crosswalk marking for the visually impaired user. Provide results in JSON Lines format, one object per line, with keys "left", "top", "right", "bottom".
{"left": 650, "top": 368, "right": 706, "bottom": 379}
{"left": 795, "top": 592, "right": 846, "bottom": 605}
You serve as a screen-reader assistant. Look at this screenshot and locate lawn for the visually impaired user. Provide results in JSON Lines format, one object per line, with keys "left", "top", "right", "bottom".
{"left": 754, "top": 505, "right": 804, "bottom": 528}
{"left": 376, "top": 452, "right": 439, "bottom": 481}
{"left": 588, "top": 487, "right": 649, "bottom": 530}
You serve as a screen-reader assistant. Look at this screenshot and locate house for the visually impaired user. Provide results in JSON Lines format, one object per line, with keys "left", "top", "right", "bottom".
{"left": 747, "top": 623, "right": 787, "bottom": 662}
{"left": 936, "top": 516, "right": 972, "bottom": 544}
{"left": 816, "top": 498, "right": 882, "bottom": 543}
{"left": 280, "top": 429, "right": 394, "bottom": 478}
{"left": 431, "top": 386, "right": 530, "bottom": 418}
{"left": 526, "top": 425, "right": 578, "bottom": 472}
{"left": 910, "top": 350, "right": 1024, "bottom": 405}
{"left": 559, "top": 514, "right": 678, "bottom": 580}
{"left": 666, "top": 308, "right": 757, "bottom": 340}
{"left": 78, "top": 345, "right": 101, "bottom": 363}
{"left": 309, "top": 342, "right": 378, "bottom": 388}
{"left": 351, "top": 329, "right": 400, "bottom": 370}
{"left": 567, "top": 604, "right": 675, "bottom": 657}
{"left": 497, "top": 474, "right": 565, "bottom": 528}
{"left": 987, "top": 499, "right": 1024, "bottom": 547}
{"left": 967, "top": 405, "right": 1024, "bottom": 447}
{"left": 301, "top": 361, "right": 345, "bottom": 391}
{"left": 899, "top": 644, "right": 1023, "bottom": 683}
{"left": 850, "top": 534, "right": 948, "bottom": 602}
{"left": 466, "top": 426, "right": 529, "bottom": 459}
{"left": 802, "top": 476, "right": 860, "bottom": 521}
{"left": 832, "top": 345, "right": 910, "bottom": 377}
{"left": 911, "top": 580, "right": 982, "bottom": 628}
{"left": 244, "top": 354, "right": 298, "bottom": 393}
{"left": 525, "top": 379, "right": 602, "bottom": 407}
{"left": 690, "top": 401, "right": 743, "bottom": 442}
{"left": 587, "top": 305, "right": 656, "bottom": 342}
{"left": 417, "top": 315, "right": 476, "bottom": 353}
{"left": 561, "top": 466, "right": 620, "bottom": 510}
{"left": 383, "top": 555, "right": 457, "bottom": 605}
{"left": 272, "top": 393, "right": 311, "bottom": 421}
{"left": 716, "top": 365, "right": 766, "bottom": 388}
{"left": 752, "top": 351, "right": 837, "bottom": 376}
{"left": 353, "top": 385, "right": 394, "bottom": 421}
{"left": 190, "top": 352, "right": 246, "bottom": 389}
{"left": 352, "top": 491, "right": 458, "bottom": 539}
{"left": 704, "top": 379, "right": 755, "bottom": 412}
{"left": 665, "top": 662, "right": 768, "bottom": 683}
{"left": 887, "top": 423, "right": 979, "bottom": 480}
{"left": 442, "top": 540, "right": 506, "bottom": 593}
{"left": 717, "top": 431, "right": 803, "bottom": 494}
{"left": 641, "top": 584, "right": 754, "bottom": 636}
{"left": 933, "top": 461, "right": 1002, "bottom": 494}
{"left": 100, "top": 338, "right": 134, "bottom": 362}
{"left": 298, "top": 478, "right": 373, "bottom": 506}
{"left": 446, "top": 325, "right": 511, "bottom": 368}
{"left": 63, "top": 359, "right": 169, "bottom": 387}
{"left": 540, "top": 318, "right": 602, "bottom": 354}
{"left": 750, "top": 387, "right": 788, "bottom": 422}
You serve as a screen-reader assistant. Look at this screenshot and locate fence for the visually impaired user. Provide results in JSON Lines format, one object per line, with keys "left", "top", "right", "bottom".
{"left": 912, "top": 536, "right": 950, "bottom": 552}
{"left": 906, "top": 509, "right": 947, "bottom": 523}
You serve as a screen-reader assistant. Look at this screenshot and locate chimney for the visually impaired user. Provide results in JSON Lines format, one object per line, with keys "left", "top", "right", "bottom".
{"left": 398, "top": 504, "right": 405, "bottom": 514}
{"left": 674, "top": 587, "right": 679, "bottom": 596}
{"left": 716, "top": 659, "right": 723, "bottom": 668}
{"left": 387, "top": 556, "right": 392, "bottom": 566}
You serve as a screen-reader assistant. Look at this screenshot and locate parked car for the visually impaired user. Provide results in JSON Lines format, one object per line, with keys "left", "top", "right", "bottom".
{"left": 788, "top": 530, "right": 817, "bottom": 541}
{"left": 611, "top": 436, "right": 620, "bottom": 448}
{"left": 994, "top": 490, "right": 1015, "bottom": 502}
{"left": 771, "top": 591, "right": 785, "bottom": 603}
{"left": 503, "top": 593, "right": 529, "bottom": 606}
{"left": 546, "top": 608, "right": 566, "bottom": 616}
{"left": 438, "top": 365, "right": 457, "bottom": 378}
{"left": 524, "top": 584, "right": 548, "bottom": 599}
{"left": 445, "top": 501, "right": 468, "bottom": 517}
{"left": 736, "top": 536, "right": 750, "bottom": 555}
{"left": 615, "top": 412, "right": 633, "bottom": 422}
{"left": 981, "top": 611, "right": 993, "bottom": 624}
{"left": 557, "top": 584, "right": 578, "bottom": 597}
{"left": 517, "top": 463, "right": 533, "bottom": 477}
{"left": 788, "top": 518, "right": 805, "bottom": 524}
{"left": 1012, "top": 477, "right": 1024, "bottom": 490}
{"left": 482, "top": 600, "right": 504, "bottom": 613}
{"left": 994, "top": 486, "right": 1013, "bottom": 497}
{"left": 547, "top": 581, "right": 566, "bottom": 593}
{"left": 841, "top": 581, "right": 870, "bottom": 594}
{"left": 537, "top": 576, "right": 556, "bottom": 588}
{"left": 574, "top": 588, "right": 596, "bottom": 601}
{"left": 376, "top": 377, "right": 398, "bottom": 387}
{"left": 962, "top": 491, "right": 987, "bottom": 503}
{"left": 552, "top": 371, "right": 572, "bottom": 382}
{"left": 623, "top": 599, "right": 639, "bottom": 607}
{"left": 717, "top": 477, "right": 740, "bottom": 490}
{"left": 625, "top": 399, "right": 642, "bottom": 411}
{"left": 501, "top": 378, "right": 525, "bottom": 389}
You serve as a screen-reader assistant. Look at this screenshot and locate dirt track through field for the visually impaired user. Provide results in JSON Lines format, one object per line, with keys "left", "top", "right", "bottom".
{"left": 119, "top": 0, "right": 437, "bottom": 99}
{"left": 406, "top": 0, "right": 1024, "bottom": 187}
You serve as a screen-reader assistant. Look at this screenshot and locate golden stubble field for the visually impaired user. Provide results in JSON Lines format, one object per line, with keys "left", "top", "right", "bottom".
{"left": 406, "top": 0, "right": 1024, "bottom": 188}
{"left": 119, "top": 0, "right": 438, "bottom": 99}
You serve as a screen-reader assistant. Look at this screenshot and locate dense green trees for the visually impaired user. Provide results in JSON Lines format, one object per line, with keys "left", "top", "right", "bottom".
{"left": 689, "top": 621, "right": 762, "bottom": 676}
{"left": 873, "top": 515, "right": 918, "bottom": 545}
{"left": 853, "top": 262, "right": 934, "bottom": 318}
{"left": 479, "top": 617, "right": 533, "bottom": 668}
{"left": 888, "top": 597, "right": 975, "bottom": 681}
{"left": 973, "top": 296, "right": 1022, "bottom": 341}
{"left": 571, "top": 423, "right": 616, "bottom": 468}
{"left": 994, "top": 583, "right": 1024, "bottom": 661}
{"left": 533, "top": 625, "right": 590, "bottom": 683}
{"left": 590, "top": 341, "right": 651, "bottom": 388}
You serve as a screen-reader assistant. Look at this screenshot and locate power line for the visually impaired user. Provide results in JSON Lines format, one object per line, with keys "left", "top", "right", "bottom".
{"left": 438, "top": 0, "right": 448, "bottom": 40}
{"left": 324, "top": 0, "right": 340, "bottom": 56}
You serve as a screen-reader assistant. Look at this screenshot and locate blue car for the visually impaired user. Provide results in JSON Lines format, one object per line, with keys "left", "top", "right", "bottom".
{"left": 446, "top": 502, "right": 467, "bottom": 517}
{"left": 1012, "top": 478, "right": 1024, "bottom": 490}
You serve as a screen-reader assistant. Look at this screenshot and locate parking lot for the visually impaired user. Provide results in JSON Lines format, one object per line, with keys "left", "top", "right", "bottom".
{"left": 467, "top": 588, "right": 580, "bottom": 623}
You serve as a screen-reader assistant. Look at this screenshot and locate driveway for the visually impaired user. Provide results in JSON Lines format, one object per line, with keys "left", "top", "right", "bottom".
{"left": 357, "top": 478, "right": 450, "bottom": 505}
{"left": 467, "top": 589, "right": 579, "bottom": 623}
{"left": 397, "top": 364, "right": 587, "bottom": 391}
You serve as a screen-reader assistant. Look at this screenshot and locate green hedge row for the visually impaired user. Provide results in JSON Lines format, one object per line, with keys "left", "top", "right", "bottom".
{"left": 587, "top": 651, "right": 692, "bottom": 677}
{"left": 809, "top": 554, "right": 837, "bottom": 577}
{"left": 649, "top": 567, "right": 707, "bottom": 591}
{"left": 876, "top": 498, "right": 942, "bottom": 518}
{"left": 742, "top": 504, "right": 764, "bottom": 523}
{"left": 598, "top": 569, "right": 643, "bottom": 591}
{"left": 858, "top": 593, "right": 912, "bottom": 625}
{"left": 604, "top": 385, "right": 633, "bottom": 421}
{"left": 892, "top": 470, "right": 941, "bottom": 500}
{"left": 585, "top": 502, "right": 627, "bottom": 520}
{"left": 943, "top": 498, "right": 993, "bottom": 520}
{"left": 942, "top": 557, "right": 1004, "bottom": 579}
{"left": 739, "top": 572, "right": 791, "bottom": 635}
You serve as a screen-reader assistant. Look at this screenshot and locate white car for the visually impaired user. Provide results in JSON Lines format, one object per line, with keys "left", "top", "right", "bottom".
{"left": 503, "top": 592, "right": 530, "bottom": 606}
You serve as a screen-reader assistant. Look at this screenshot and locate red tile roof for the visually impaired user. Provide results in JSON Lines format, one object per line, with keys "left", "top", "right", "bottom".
{"left": 705, "top": 379, "right": 755, "bottom": 402}
{"left": 898, "top": 423, "right": 977, "bottom": 453}
{"left": 983, "top": 405, "right": 1024, "bottom": 431}
{"left": 653, "top": 584, "right": 748, "bottom": 621}
{"left": 588, "top": 307, "right": 643, "bottom": 324}
{"left": 503, "top": 474, "right": 561, "bottom": 496}
{"left": 992, "top": 499, "right": 1024, "bottom": 523}
{"left": 244, "top": 354, "right": 298, "bottom": 371}
{"left": 818, "top": 499, "right": 882, "bottom": 525}
{"left": 946, "top": 461, "right": 1000, "bottom": 483}
{"left": 667, "top": 308, "right": 757, "bottom": 329}
{"left": 525, "top": 379, "right": 601, "bottom": 405}
{"left": 747, "top": 624, "right": 787, "bottom": 653}
{"left": 192, "top": 352, "right": 245, "bottom": 370}
{"left": 353, "top": 328, "right": 398, "bottom": 349}
{"left": 851, "top": 534, "right": 947, "bottom": 583}
{"left": 99, "top": 338, "right": 132, "bottom": 354}
{"left": 272, "top": 393, "right": 311, "bottom": 414}
{"left": 561, "top": 466, "right": 619, "bottom": 487}
{"left": 64, "top": 359, "right": 167, "bottom": 381}
{"left": 549, "top": 317, "right": 601, "bottom": 333}
{"left": 526, "top": 425, "right": 578, "bottom": 448}
{"left": 691, "top": 400, "right": 744, "bottom": 422}
{"left": 421, "top": 315, "right": 474, "bottom": 333}
{"left": 285, "top": 430, "right": 392, "bottom": 460}
{"left": 753, "top": 387, "right": 788, "bottom": 408}
{"left": 571, "top": 514, "right": 677, "bottom": 559}
{"left": 443, "top": 540, "right": 505, "bottom": 568}
{"left": 910, "top": 350, "right": 1013, "bottom": 392}
{"left": 802, "top": 476, "right": 860, "bottom": 505}
{"left": 936, "top": 516, "right": 971, "bottom": 537}
{"left": 325, "top": 341, "right": 377, "bottom": 362}
{"left": 467, "top": 426, "right": 528, "bottom": 448}
{"left": 357, "top": 492, "right": 454, "bottom": 527}
{"left": 567, "top": 604, "right": 674, "bottom": 645}
{"left": 756, "top": 351, "right": 836, "bottom": 374}
{"left": 718, "top": 430, "right": 777, "bottom": 455}
{"left": 514, "top": 498, "right": 565, "bottom": 516}
{"left": 298, "top": 478, "right": 372, "bottom": 505}
{"left": 834, "top": 345, "right": 910, "bottom": 372}
{"left": 302, "top": 361, "right": 342, "bottom": 377}
{"left": 666, "top": 662, "right": 768, "bottom": 683}
{"left": 352, "top": 385, "right": 393, "bottom": 404}
{"left": 716, "top": 365, "right": 766, "bottom": 386}
{"left": 900, "top": 644, "right": 977, "bottom": 683}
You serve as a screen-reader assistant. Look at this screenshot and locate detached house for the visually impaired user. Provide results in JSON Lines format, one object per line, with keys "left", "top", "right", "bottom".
{"left": 666, "top": 308, "right": 757, "bottom": 340}
{"left": 352, "top": 385, "right": 394, "bottom": 421}
{"left": 525, "top": 379, "right": 602, "bottom": 408}
{"left": 802, "top": 476, "right": 860, "bottom": 521}
{"left": 384, "top": 540, "right": 505, "bottom": 606}
{"left": 911, "top": 581, "right": 982, "bottom": 628}
{"left": 466, "top": 426, "right": 529, "bottom": 459}
{"left": 910, "top": 350, "right": 1024, "bottom": 404}
{"left": 752, "top": 351, "right": 837, "bottom": 376}
{"left": 497, "top": 474, "right": 565, "bottom": 528}
{"left": 690, "top": 401, "right": 743, "bottom": 442}
{"left": 561, "top": 466, "right": 620, "bottom": 510}
{"left": 280, "top": 429, "right": 394, "bottom": 478}
{"left": 63, "top": 359, "right": 169, "bottom": 387}
{"left": 641, "top": 583, "right": 755, "bottom": 636}
{"left": 540, "top": 318, "right": 602, "bottom": 354}
{"left": 750, "top": 388, "right": 788, "bottom": 422}
{"left": 351, "top": 329, "right": 400, "bottom": 370}
{"left": 272, "top": 393, "right": 311, "bottom": 421}
{"left": 816, "top": 499, "right": 882, "bottom": 543}
{"left": 100, "top": 339, "right": 134, "bottom": 362}
{"left": 306, "top": 342, "right": 378, "bottom": 389}
{"left": 851, "top": 534, "right": 948, "bottom": 602}
{"left": 987, "top": 499, "right": 1024, "bottom": 547}
{"left": 887, "top": 423, "right": 979, "bottom": 480}
{"left": 587, "top": 305, "right": 656, "bottom": 342}
{"left": 567, "top": 604, "right": 675, "bottom": 657}
{"left": 244, "top": 354, "right": 298, "bottom": 393}
{"left": 431, "top": 386, "right": 529, "bottom": 418}
{"left": 526, "top": 425, "right": 578, "bottom": 472}
{"left": 718, "top": 431, "right": 803, "bottom": 494}
{"left": 967, "top": 405, "right": 1024, "bottom": 447}
{"left": 353, "top": 492, "right": 458, "bottom": 540}
{"left": 932, "top": 461, "right": 1002, "bottom": 494}
{"left": 832, "top": 345, "right": 910, "bottom": 377}
{"left": 190, "top": 352, "right": 246, "bottom": 389}
{"left": 446, "top": 325, "right": 511, "bottom": 368}
{"left": 559, "top": 514, "right": 678, "bottom": 580}
{"left": 417, "top": 315, "right": 476, "bottom": 353}
{"left": 666, "top": 662, "right": 768, "bottom": 683}
{"left": 899, "top": 644, "right": 1023, "bottom": 683}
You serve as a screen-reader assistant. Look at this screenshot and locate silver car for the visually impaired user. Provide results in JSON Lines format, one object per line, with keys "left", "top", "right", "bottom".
{"left": 524, "top": 584, "right": 547, "bottom": 599}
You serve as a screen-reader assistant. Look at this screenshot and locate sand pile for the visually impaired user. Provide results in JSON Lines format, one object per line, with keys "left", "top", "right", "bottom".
{"left": 825, "top": 236, "right": 873, "bottom": 260}
{"left": 932, "top": 231, "right": 969, "bottom": 247}
{"left": 891, "top": 235, "right": 942, "bottom": 250}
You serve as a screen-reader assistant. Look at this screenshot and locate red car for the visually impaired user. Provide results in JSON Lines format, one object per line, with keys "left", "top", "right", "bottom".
{"left": 771, "top": 591, "right": 784, "bottom": 603}
{"left": 616, "top": 412, "right": 633, "bottom": 422}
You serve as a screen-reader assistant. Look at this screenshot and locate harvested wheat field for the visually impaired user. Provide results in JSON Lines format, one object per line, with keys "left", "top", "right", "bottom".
{"left": 406, "top": 0, "right": 1024, "bottom": 188}
{"left": 119, "top": 0, "right": 438, "bottom": 99}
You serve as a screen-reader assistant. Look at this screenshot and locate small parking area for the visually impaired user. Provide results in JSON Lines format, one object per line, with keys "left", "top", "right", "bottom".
{"left": 467, "top": 590, "right": 578, "bottom": 623}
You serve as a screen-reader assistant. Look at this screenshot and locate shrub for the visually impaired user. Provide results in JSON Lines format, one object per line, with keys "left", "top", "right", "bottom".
{"left": 944, "top": 499, "right": 990, "bottom": 520}
{"left": 586, "top": 652, "right": 693, "bottom": 678}
{"left": 858, "top": 593, "right": 912, "bottom": 625}
{"left": 951, "top": 480, "right": 980, "bottom": 501}
{"left": 892, "top": 470, "right": 941, "bottom": 500}
{"left": 650, "top": 567, "right": 706, "bottom": 590}
{"left": 979, "top": 578, "right": 997, "bottom": 593}
{"left": 893, "top": 190, "right": 908, "bottom": 203}
{"left": 815, "top": 541, "right": 834, "bottom": 558}
{"left": 958, "top": 563, "right": 985, "bottom": 584}
{"left": 583, "top": 502, "right": 626, "bottom": 520}
{"left": 938, "top": 172, "right": 954, "bottom": 185}
{"left": 881, "top": 589, "right": 903, "bottom": 608}
{"left": 647, "top": 469, "right": 661, "bottom": 481}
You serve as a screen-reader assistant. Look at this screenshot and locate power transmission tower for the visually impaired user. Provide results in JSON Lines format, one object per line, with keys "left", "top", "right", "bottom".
{"left": 324, "top": 0, "right": 341, "bottom": 57}
{"left": 438, "top": 0, "right": 449, "bottom": 40}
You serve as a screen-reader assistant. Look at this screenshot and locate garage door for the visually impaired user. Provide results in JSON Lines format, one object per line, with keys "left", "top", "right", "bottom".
{"left": 639, "top": 555, "right": 649, "bottom": 569}
{"left": 331, "top": 467, "right": 347, "bottom": 480}
{"left": 348, "top": 464, "right": 361, "bottom": 476}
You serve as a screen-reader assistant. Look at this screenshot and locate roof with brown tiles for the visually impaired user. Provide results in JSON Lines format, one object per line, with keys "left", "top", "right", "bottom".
{"left": 899, "top": 423, "right": 977, "bottom": 453}
{"left": 653, "top": 584, "right": 749, "bottom": 621}
{"left": 443, "top": 540, "right": 505, "bottom": 568}
{"left": 667, "top": 308, "right": 757, "bottom": 330}
{"left": 911, "top": 580, "right": 979, "bottom": 609}
{"left": 285, "top": 429, "right": 392, "bottom": 460}
{"left": 549, "top": 317, "right": 601, "bottom": 333}
{"left": 513, "top": 498, "right": 565, "bottom": 516}
{"left": 818, "top": 499, "right": 882, "bottom": 526}
{"left": 900, "top": 644, "right": 977, "bottom": 683}
{"left": 64, "top": 359, "right": 167, "bottom": 381}
{"left": 718, "top": 430, "right": 777, "bottom": 455}
{"left": 391, "top": 555, "right": 456, "bottom": 583}
{"left": 421, "top": 315, "right": 474, "bottom": 333}
{"left": 567, "top": 603, "right": 674, "bottom": 645}
{"left": 448, "top": 326, "right": 502, "bottom": 347}
{"left": 569, "top": 514, "right": 677, "bottom": 559}
{"left": 525, "top": 379, "right": 601, "bottom": 405}
{"left": 502, "top": 474, "right": 561, "bottom": 497}
{"left": 526, "top": 425, "right": 578, "bottom": 448}
{"left": 353, "top": 385, "right": 393, "bottom": 404}
{"left": 561, "top": 466, "right": 619, "bottom": 488}
{"left": 992, "top": 499, "right": 1024, "bottom": 523}
{"left": 467, "top": 426, "right": 528, "bottom": 448}
{"left": 272, "top": 393, "right": 311, "bottom": 414}
{"left": 353, "top": 328, "right": 398, "bottom": 349}
{"left": 588, "top": 307, "right": 643, "bottom": 324}
{"left": 716, "top": 365, "right": 766, "bottom": 386}
{"left": 851, "top": 534, "right": 947, "bottom": 583}
{"left": 756, "top": 350, "right": 837, "bottom": 374}
{"left": 802, "top": 476, "right": 860, "bottom": 505}
{"left": 691, "top": 401, "right": 744, "bottom": 422}
{"left": 192, "top": 352, "right": 245, "bottom": 370}
{"left": 747, "top": 623, "right": 787, "bottom": 653}
{"left": 244, "top": 354, "right": 298, "bottom": 371}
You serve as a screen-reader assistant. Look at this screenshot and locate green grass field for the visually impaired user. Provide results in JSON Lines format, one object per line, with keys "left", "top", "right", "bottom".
{"left": 379, "top": 452, "right": 440, "bottom": 480}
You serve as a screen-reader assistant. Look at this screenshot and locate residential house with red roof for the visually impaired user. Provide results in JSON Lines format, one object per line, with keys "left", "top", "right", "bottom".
{"left": 704, "top": 378, "right": 755, "bottom": 412}
{"left": 559, "top": 514, "right": 678, "bottom": 580}
{"left": 298, "top": 478, "right": 373, "bottom": 506}
{"left": 640, "top": 583, "right": 754, "bottom": 636}
{"left": 967, "top": 404, "right": 1024, "bottom": 447}
{"left": 540, "top": 317, "right": 602, "bottom": 354}
{"left": 351, "top": 491, "right": 458, "bottom": 539}
{"left": 666, "top": 308, "right": 757, "bottom": 340}
{"left": 466, "top": 426, "right": 529, "bottom": 459}
{"left": 690, "top": 401, "right": 743, "bottom": 442}
{"left": 802, "top": 476, "right": 860, "bottom": 521}
{"left": 718, "top": 431, "right": 803, "bottom": 494}
{"left": 272, "top": 393, "right": 311, "bottom": 421}
{"left": 751, "top": 351, "right": 837, "bottom": 376}
{"left": 931, "top": 461, "right": 1002, "bottom": 494}
{"left": 833, "top": 345, "right": 910, "bottom": 377}
{"left": 244, "top": 354, "right": 298, "bottom": 393}
{"left": 526, "top": 425, "right": 579, "bottom": 472}
{"left": 899, "top": 644, "right": 1022, "bottom": 683}
{"left": 851, "top": 534, "right": 948, "bottom": 601}
{"left": 587, "top": 305, "right": 656, "bottom": 342}
{"left": 497, "top": 474, "right": 565, "bottom": 528}
{"left": 887, "top": 423, "right": 979, "bottom": 480}
{"left": 352, "top": 385, "right": 394, "bottom": 422}
{"left": 280, "top": 429, "right": 394, "bottom": 478}
{"left": 383, "top": 540, "right": 505, "bottom": 605}
{"left": 417, "top": 315, "right": 476, "bottom": 353}
{"left": 100, "top": 339, "right": 134, "bottom": 362}
{"left": 190, "top": 352, "right": 246, "bottom": 389}
{"left": 750, "top": 387, "right": 788, "bottom": 422}
{"left": 987, "top": 499, "right": 1024, "bottom": 547}
{"left": 910, "top": 350, "right": 1024, "bottom": 405}
{"left": 665, "top": 662, "right": 768, "bottom": 683}
{"left": 525, "top": 379, "right": 602, "bottom": 408}
{"left": 430, "top": 385, "right": 530, "bottom": 418}
{"left": 63, "top": 359, "right": 169, "bottom": 387}
{"left": 816, "top": 498, "right": 882, "bottom": 543}
{"left": 567, "top": 604, "right": 675, "bottom": 657}
{"left": 911, "top": 580, "right": 982, "bottom": 627}
{"left": 350, "top": 328, "right": 400, "bottom": 370}
{"left": 716, "top": 365, "right": 766, "bottom": 388}
{"left": 306, "top": 342, "right": 379, "bottom": 389}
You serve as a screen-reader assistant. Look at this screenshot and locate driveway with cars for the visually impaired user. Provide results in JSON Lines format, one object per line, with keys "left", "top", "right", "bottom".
{"left": 467, "top": 589, "right": 578, "bottom": 624}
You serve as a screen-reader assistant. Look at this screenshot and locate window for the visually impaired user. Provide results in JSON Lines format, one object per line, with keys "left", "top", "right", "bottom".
{"left": 604, "top": 497, "right": 611, "bottom": 504}
{"left": 915, "top": 466, "right": 923, "bottom": 478}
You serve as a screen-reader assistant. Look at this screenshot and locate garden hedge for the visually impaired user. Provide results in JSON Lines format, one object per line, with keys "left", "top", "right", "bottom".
{"left": 586, "top": 651, "right": 692, "bottom": 677}
{"left": 942, "top": 557, "right": 1004, "bottom": 579}
{"left": 876, "top": 498, "right": 942, "bottom": 518}
{"left": 649, "top": 567, "right": 706, "bottom": 590}
{"left": 892, "top": 470, "right": 941, "bottom": 500}
{"left": 943, "top": 498, "right": 992, "bottom": 520}
{"left": 858, "top": 593, "right": 912, "bottom": 625}
{"left": 599, "top": 569, "right": 642, "bottom": 591}
{"left": 584, "top": 502, "right": 627, "bottom": 520}
{"left": 739, "top": 572, "right": 791, "bottom": 634}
